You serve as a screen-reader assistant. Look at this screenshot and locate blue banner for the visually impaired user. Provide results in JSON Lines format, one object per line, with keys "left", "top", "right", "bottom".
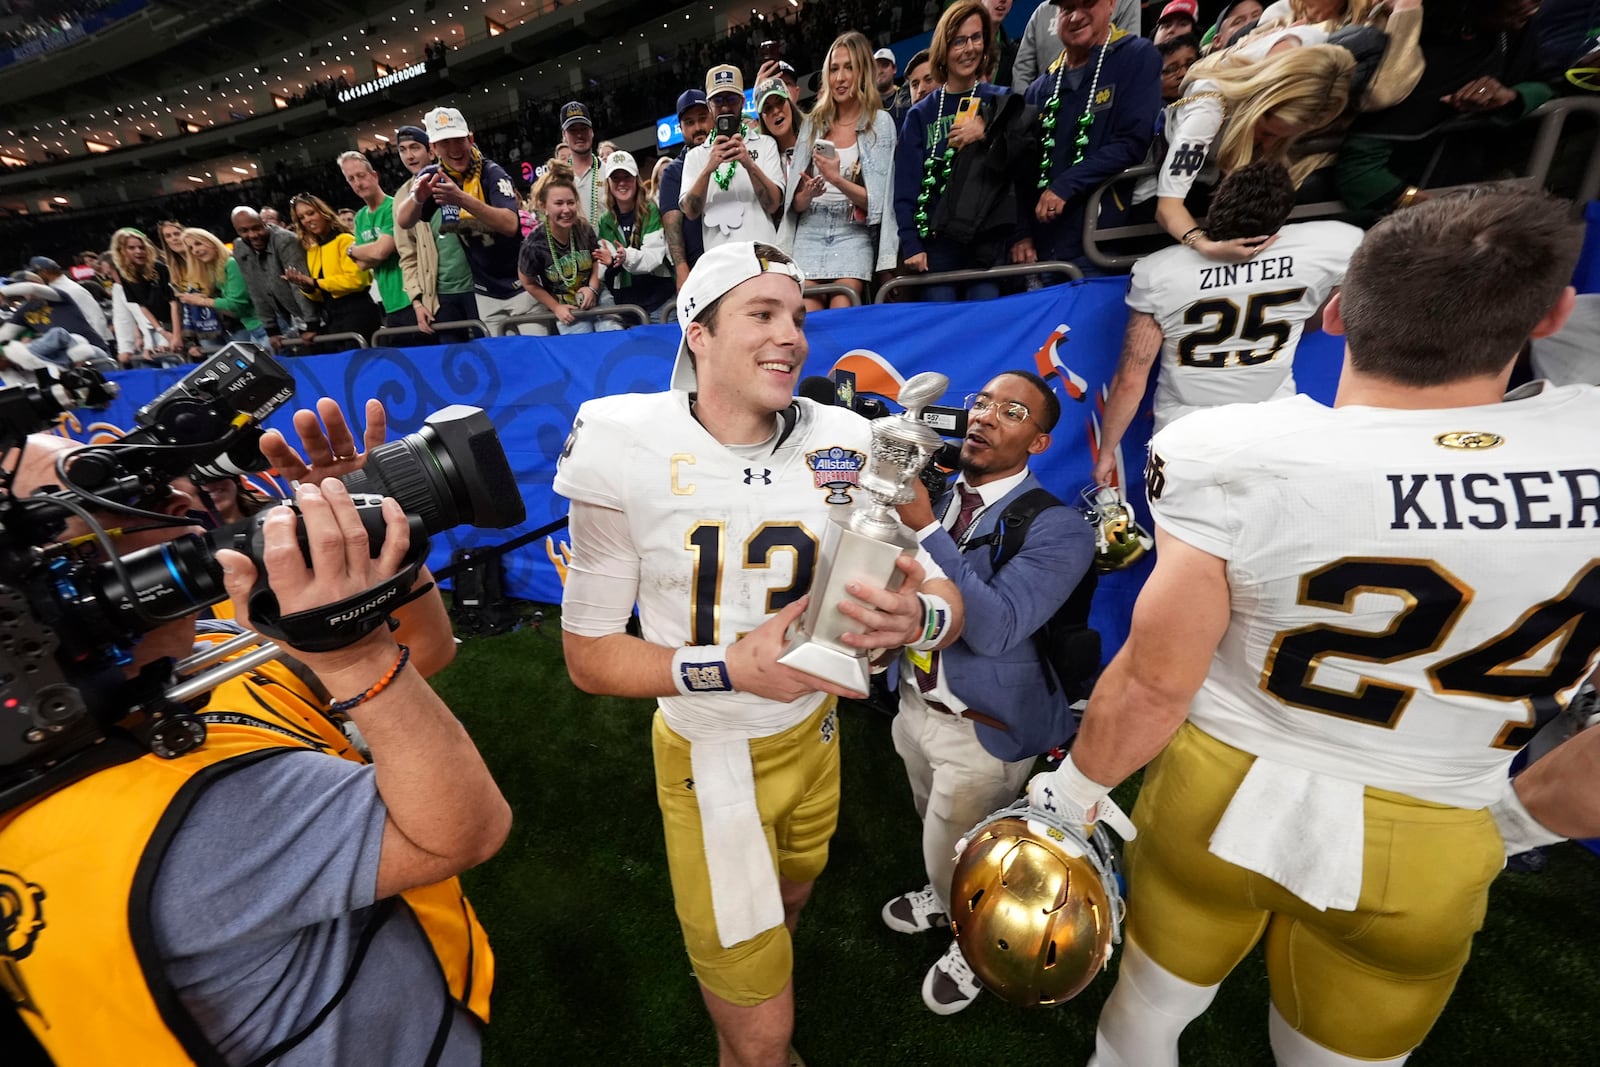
{"left": 55, "top": 278, "right": 1348, "bottom": 656}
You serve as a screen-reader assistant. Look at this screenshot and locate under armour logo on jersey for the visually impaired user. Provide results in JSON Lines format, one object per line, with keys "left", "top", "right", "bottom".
{"left": 1168, "top": 142, "right": 1206, "bottom": 177}
{"left": 744, "top": 468, "right": 772, "bottom": 485}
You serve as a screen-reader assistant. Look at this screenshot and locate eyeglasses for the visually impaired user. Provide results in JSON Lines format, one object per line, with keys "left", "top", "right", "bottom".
{"left": 949, "top": 32, "right": 986, "bottom": 51}
{"left": 1161, "top": 59, "right": 1195, "bottom": 77}
{"left": 965, "top": 393, "right": 1032, "bottom": 424}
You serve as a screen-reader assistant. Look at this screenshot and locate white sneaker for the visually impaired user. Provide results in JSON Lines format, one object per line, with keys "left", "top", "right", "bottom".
{"left": 881, "top": 884, "right": 948, "bottom": 934}
{"left": 922, "top": 939, "right": 982, "bottom": 1015}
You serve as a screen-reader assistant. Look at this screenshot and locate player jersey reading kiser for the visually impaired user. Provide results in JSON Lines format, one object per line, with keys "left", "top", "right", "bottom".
{"left": 555, "top": 392, "right": 898, "bottom": 739}
{"left": 1146, "top": 383, "right": 1600, "bottom": 808}
{"left": 1127, "top": 220, "right": 1362, "bottom": 431}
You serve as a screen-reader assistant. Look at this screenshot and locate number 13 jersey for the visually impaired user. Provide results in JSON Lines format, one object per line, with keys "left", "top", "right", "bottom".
{"left": 1147, "top": 384, "right": 1600, "bottom": 807}
{"left": 1127, "top": 220, "right": 1362, "bottom": 431}
{"left": 554, "top": 391, "right": 876, "bottom": 738}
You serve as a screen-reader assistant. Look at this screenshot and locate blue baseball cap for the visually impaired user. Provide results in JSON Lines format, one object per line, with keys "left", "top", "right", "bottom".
{"left": 676, "top": 89, "right": 708, "bottom": 117}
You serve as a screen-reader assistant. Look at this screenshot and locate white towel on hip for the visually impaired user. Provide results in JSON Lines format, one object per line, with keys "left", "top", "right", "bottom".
{"left": 689, "top": 738, "right": 785, "bottom": 948}
{"left": 1207, "top": 755, "right": 1366, "bottom": 912}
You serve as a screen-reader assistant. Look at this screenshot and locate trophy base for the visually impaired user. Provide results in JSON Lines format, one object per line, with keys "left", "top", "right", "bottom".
{"left": 776, "top": 642, "right": 872, "bottom": 699}
{"left": 778, "top": 511, "right": 915, "bottom": 699}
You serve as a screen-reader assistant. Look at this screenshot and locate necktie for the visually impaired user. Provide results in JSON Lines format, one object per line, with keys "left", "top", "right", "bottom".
{"left": 917, "top": 484, "right": 985, "bottom": 695}
{"left": 950, "top": 483, "right": 985, "bottom": 542}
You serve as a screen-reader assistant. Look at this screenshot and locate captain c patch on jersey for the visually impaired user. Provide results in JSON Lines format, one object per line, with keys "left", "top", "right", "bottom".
{"left": 806, "top": 446, "right": 866, "bottom": 504}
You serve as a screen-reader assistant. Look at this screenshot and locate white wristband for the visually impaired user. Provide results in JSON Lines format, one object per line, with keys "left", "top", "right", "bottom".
{"left": 671, "top": 644, "right": 736, "bottom": 696}
{"left": 1489, "top": 777, "right": 1567, "bottom": 857}
{"left": 908, "top": 593, "right": 953, "bottom": 651}
{"left": 1055, "top": 753, "right": 1114, "bottom": 812}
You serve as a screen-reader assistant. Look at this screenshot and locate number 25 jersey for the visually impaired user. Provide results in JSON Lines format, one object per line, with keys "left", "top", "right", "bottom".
{"left": 554, "top": 391, "right": 874, "bottom": 738}
{"left": 1127, "top": 220, "right": 1362, "bottom": 431}
{"left": 1148, "top": 385, "right": 1600, "bottom": 807}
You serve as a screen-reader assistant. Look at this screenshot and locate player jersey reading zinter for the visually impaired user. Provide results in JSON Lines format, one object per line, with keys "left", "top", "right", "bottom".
{"left": 1127, "top": 221, "right": 1362, "bottom": 430}
{"left": 554, "top": 392, "right": 875, "bottom": 740}
{"left": 1147, "top": 384, "right": 1600, "bottom": 808}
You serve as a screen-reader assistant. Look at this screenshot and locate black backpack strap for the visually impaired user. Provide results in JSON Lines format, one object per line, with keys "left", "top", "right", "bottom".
{"left": 969, "top": 487, "right": 1064, "bottom": 571}
{"left": 967, "top": 487, "right": 1101, "bottom": 699}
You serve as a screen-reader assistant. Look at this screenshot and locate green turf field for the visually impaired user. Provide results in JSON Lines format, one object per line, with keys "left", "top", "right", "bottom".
{"left": 442, "top": 616, "right": 1600, "bottom": 1066}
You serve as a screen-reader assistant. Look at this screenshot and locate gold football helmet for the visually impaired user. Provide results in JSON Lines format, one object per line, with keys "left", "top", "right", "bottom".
{"left": 949, "top": 800, "right": 1125, "bottom": 1007}
{"left": 1080, "top": 484, "right": 1154, "bottom": 573}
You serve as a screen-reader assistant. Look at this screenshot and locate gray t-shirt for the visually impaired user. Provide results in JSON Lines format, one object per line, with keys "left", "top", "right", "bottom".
{"left": 151, "top": 749, "right": 480, "bottom": 1066}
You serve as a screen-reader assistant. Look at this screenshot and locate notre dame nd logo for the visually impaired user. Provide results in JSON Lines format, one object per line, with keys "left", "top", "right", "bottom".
{"left": 1168, "top": 141, "right": 1207, "bottom": 177}
{"left": 1, "top": 869, "right": 47, "bottom": 1021}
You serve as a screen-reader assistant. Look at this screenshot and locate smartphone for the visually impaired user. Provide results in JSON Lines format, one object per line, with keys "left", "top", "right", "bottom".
{"left": 759, "top": 40, "right": 781, "bottom": 63}
{"left": 715, "top": 113, "right": 741, "bottom": 139}
{"left": 953, "top": 95, "right": 980, "bottom": 127}
{"left": 814, "top": 139, "right": 837, "bottom": 161}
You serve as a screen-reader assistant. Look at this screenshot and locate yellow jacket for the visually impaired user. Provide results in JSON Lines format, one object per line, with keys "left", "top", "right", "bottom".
{"left": 0, "top": 633, "right": 493, "bottom": 1065}
{"left": 305, "top": 232, "right": 372, "bottom": 300}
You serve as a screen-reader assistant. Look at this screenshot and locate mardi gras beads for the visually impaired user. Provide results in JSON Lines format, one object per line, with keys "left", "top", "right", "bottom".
{"left": 916, "top": 89, "right": 972, "bottom": 239}
{"left": 1038, "top": 30, "right": 1112, "bottom": 191}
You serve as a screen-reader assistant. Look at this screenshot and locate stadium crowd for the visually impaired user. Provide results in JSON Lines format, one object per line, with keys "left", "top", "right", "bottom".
{"left": 4, "top": 0, "right": 1592, "bottom": 370}
{"left": 0, "top": 0, "right": 121, "bottom": 50}
{"left": 5, "top": 3, "right": 1600, "bottom": 1067}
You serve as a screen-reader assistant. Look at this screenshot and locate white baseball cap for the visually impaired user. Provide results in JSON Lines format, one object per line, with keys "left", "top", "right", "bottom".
{"left": 672, "top": 242, "right": 806, "bottom": 391}
{"left": 601, "top": 149, "right": 638, "bottom": 180}
{"left": 424, "top": 106, "right": 471, "bottom": 143}
{"left": 873, "top": 47, "right": 896, "bottom": 65}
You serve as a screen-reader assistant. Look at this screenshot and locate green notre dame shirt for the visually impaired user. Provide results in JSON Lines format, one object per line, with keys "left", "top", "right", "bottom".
{"left": 354, "top": 196, "right": 410, "bottom": 314}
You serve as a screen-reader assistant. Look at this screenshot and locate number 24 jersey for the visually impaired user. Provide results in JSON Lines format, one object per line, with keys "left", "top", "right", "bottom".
{"left": 1148, "top": 385, "right": 1600, "bottom": 807}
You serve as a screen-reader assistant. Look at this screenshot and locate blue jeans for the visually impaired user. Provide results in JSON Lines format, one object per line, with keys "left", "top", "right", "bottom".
{"left": 229, "top": 324, "right": 272, "bottom": 348}
{"left": 433, "top": 291, "right": 480, "bottom": 344}
{"left": 557, "top": 289, "right": 625, "bottom": 334}
{"left": 918, "top": 238, "right": 1000, "bottom": 303}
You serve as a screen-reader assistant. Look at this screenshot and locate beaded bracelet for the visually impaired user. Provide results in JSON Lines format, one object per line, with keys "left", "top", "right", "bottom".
{"left": 329, "top": 643, "right": 411, "bottom": 714}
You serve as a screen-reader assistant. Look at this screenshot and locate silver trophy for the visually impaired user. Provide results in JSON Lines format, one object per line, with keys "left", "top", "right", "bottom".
{"left": 779, "top": 372, "right": 950, "bottom": 696}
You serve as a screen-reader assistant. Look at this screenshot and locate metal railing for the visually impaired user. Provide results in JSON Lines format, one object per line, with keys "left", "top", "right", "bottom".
{"left": 490, "top": 304, "right": 653, "bottom": 335}
{"left": 874, "top": 262, "right": 1084, "bottom": 303}
{"left": 280, "top": 331, "right": 368, "bottom": 354}
{"left": 805, "top": 284, "right": 863, "bottom": 307}
{"left": 1522, "top": 96, "right": 1600, "bottom": 204}
{"left": 1081, "top": 99, "right": 1600, "bottom": 272}
{"left": 369, "top": 319, "right": 492, "bottom": 347}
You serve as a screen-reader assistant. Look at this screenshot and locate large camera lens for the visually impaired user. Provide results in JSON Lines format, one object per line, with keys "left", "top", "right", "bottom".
{"left": 339, "top": 405, "right": 525, "bottom": 533}
{"left": 101, "top": 405, "right": 524, "bottom": 631}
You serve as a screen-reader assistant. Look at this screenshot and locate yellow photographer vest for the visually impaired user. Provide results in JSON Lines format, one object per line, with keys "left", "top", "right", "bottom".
{"left": 0, "top": 634, "right": 493, "bottom": 1066}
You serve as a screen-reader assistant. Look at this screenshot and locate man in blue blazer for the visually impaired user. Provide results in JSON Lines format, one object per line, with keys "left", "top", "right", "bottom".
{"left": 880, "top": 369, "right": 1096, "bottom": 1015}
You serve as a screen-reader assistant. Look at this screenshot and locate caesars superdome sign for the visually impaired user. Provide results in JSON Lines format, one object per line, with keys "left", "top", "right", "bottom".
{"left": 338, "top": 62, "right": 428, "bottom": 103}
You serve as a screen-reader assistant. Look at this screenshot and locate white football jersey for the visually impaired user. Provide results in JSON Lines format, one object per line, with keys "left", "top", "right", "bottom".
{"left": 554, "top": 392, "right": 879, "bottom": 737}
{"left": 1148, "top": 384, "right": 1600, "bottom": 807}
{"left": 1127, "top": 220, "right": 1363, "bottom": 430}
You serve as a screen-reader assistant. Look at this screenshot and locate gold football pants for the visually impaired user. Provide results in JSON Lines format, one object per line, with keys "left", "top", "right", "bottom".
{"left": 652, "top": 698, "right": 841, "bottom": 1007}
{"left": 1125, "top": 722, "right": 1505, "bottom": 1059}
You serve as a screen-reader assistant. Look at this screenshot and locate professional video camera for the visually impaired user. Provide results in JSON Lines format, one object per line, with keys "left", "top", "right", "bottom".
{"left": 798, "top": 369, "right": 968, "bottom": 499}
{"left": 0, "top": 343, "right": 525, "bottom": 813}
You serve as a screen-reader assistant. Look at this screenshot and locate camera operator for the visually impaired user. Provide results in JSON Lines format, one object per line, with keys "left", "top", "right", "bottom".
{"left": 0, "top": 399, "right": 509, "bottom": 1066}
